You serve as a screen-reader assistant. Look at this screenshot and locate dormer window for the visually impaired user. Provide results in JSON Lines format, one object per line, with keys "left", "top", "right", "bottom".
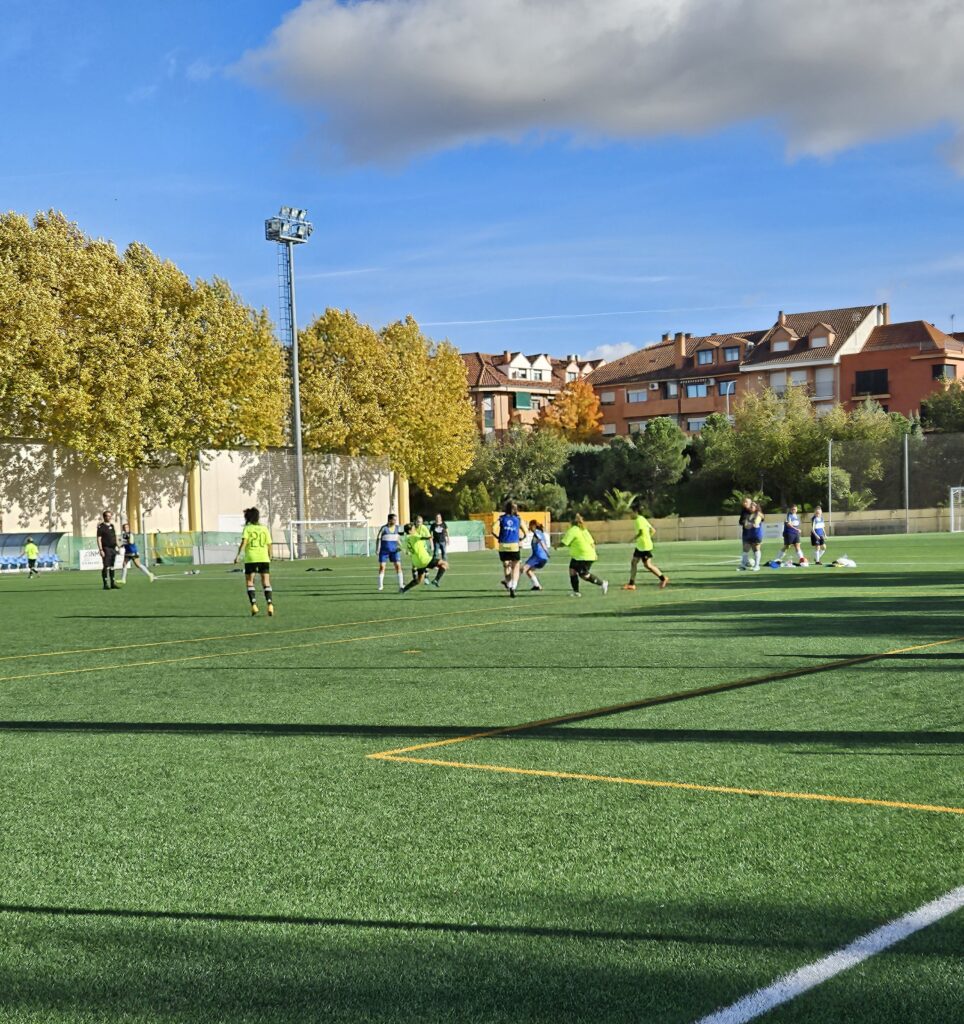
{"left": 531, "top": 369, "right": 544, "bottom": 381}
{"left": 772, "top": 339, "right": 790, "bottom": 352}
{"left": 566, "top": 371, "right": 578, "bottom": 382}
{"left": 697, "top": 350, "right": 714, "bottom": 366}
{"left": 510, "top": 368, "right": 529, "bottom": 380}
{"left": 723, "top": 346, "right": 740, "bottom": 361}
{"left": 810, "top": 335, "right": 828, "bottom": 349}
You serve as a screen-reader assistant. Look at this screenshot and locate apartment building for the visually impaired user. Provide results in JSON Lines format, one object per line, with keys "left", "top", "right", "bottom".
{"left": 587, "top": 304, "right": 890, "bottom": 436}
{"left": 585, "top": 329, "right": 766, "bottom": 436}
{"left": 839, "top": 321, "right": 964, "bottom": 416}
{"left": 461, "top": 351, "right": 604, "bottom": 438}
{"left": 739, "top": 305, "right": 883, "bottom": 413}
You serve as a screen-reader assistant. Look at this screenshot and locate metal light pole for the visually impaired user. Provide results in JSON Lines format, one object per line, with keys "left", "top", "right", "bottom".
{"left": 265, "top": 207, "right": 313, "bottom": 557}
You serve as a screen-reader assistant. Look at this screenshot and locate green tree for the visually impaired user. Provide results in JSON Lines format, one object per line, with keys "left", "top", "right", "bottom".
{"left": 921, "top": 380, "right": 964, "bottom": 432}
{"left": 474, "top": 424, "right": 569, "bottom": 503}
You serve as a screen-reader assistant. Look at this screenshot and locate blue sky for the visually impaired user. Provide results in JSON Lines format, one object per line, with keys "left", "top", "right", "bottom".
{"left": 4, "top": 0, "right": 964, "bottom": 360}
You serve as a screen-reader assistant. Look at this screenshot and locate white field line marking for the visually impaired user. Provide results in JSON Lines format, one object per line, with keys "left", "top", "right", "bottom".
{"left": 692, "top": 884, "right": 964, "bottom": 1024}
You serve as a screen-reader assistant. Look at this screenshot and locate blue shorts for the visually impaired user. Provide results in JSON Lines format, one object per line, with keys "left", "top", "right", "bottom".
{"left": 743, "top": 529, "right": 764, "bottom": 545}
{"left": 378, "top": 547, "right": 401, "bottom": 564}
{"left": 783, "top": 530, "right": 801, "bottom": 545}
{"left": 525, "top": 555, "right": 548, "bottom": 570}
{"left": 124, "top": 544, "right": 139, "bottom": 559}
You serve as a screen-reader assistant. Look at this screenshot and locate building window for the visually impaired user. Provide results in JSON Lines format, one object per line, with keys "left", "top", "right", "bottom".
{"left": 510, "top": 368, "right": 529, "bottom": 380}
{"left": 664, "top": 381, "right": 678, "bottom": 398}
{"left": 718, "top": 380, "right": 736, "bottom": 397}
{"left": 810, "top": 334, "right": 828, "bottom": 348}
{"left": 932, "top": 364, "right": 957, "bottom": 380}
{"left": 626, "top": 389, "right": 648, "bottom": 404}
{"left": 769, "top": 371, "right": 787, "bottom": 395}
{"left": 531, "top": 397, "right": 543, "bottom": 410}
{"left": 723, "top": 346, "right": 740, "bottom": 362}
{"left": 531, "top": 369, "right": 545, "bottom": 381}
{"left": 790, "top": 370, "right": 808, "bottom": 388}
{"left": 685, "top": 382, "right": 708, "bottom": 398}
{"left": 772, "top": 339, "right": 790, "bottom": 352}
{"left": 482, "top": 396, "right": 494, "bottom": 431}
{"left": 854, "top": 369, "right": 888, "bottom": 395}
{"left": 697, "top": 349, "right": 714, "bottom": 366}
{"left": 513, "top": 392, "right": 532, "bottom": 410}
{"left": 601, "top": 423, "right": 616, "bottom": 435}
{"left": 628, "top": 421, "right": 646, "bottom": 434}
{"left": 814, "top": 367, "right": 834, "bottom": 399}
{"left": 566, "top": 371, "right": 578, "bottom": 382}
{"left": 687, "top": 417, "right": 707, "bottom": 432}
{"left": 600, "top": 390, "right": 616, "bottom": 405}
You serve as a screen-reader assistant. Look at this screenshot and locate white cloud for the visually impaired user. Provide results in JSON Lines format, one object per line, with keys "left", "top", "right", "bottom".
{"left": 235, "top": 0, "right": 964, "bottom": 167}
{"left": 582, "top": 341, "right": 641, "bottom": 362}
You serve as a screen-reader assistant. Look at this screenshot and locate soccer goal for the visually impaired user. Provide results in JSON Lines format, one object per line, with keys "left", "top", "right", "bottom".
{"left": 951, "top": 488, "right": 964, "bottom": 532}
{"left": 287, "top": 519, "right": 373, "bottom": 559}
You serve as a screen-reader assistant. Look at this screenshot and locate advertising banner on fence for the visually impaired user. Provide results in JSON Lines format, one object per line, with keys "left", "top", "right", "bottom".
{"left": 79, "top": 549, "right": 118, "bottom": 571}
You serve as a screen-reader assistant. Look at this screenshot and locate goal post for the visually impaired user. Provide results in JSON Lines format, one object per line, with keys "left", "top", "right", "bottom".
{"left": 951, "top": 488, "right": 964, "bottom": 533}
{"left": 287, "top": 519, "right": 373, "bottom": 559}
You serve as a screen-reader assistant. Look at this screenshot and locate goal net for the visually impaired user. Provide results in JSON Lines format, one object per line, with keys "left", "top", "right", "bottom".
{"left": 287, "top": 520, "right": 373, "bottom": 559}
{"left": 951, "top": 488, "right": 964, "bottom": 533}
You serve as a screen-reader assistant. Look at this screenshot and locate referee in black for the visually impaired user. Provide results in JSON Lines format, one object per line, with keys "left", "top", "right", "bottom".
{"left": 96, "top": 509, "right": 119, "bottom": 590}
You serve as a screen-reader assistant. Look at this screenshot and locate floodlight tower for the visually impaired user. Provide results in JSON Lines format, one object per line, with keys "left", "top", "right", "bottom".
{"left": 265, "top": 206, "right": 313, "bottom": 557}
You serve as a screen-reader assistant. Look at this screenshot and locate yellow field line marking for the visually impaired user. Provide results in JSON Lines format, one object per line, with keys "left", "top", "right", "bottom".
{"left": 371, "top": 636, "right": 964, "bottom": 758}
{"left": 372, "top": 754, "right": 964, "bottom": 816}
{"left": 0, "top": 616, "right": 547, "bottom": 685}
{"left": 0, "top": 608, "right": 502, "bottom": 665}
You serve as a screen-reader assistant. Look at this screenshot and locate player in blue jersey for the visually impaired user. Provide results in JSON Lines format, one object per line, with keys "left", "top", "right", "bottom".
{"left": 120, "top": 522, "right": 155, "bottom": 583}
{"left": 375, "top": 513, "right": 405, "bottom": 592}
{"left": 493, "top": 500, "right": 527, "bottom": 598}
{"left": 740, "top": 502, "right": 765, "bottom": 572}
{"left": 522, "top": 519, "right": 550, "bottom": 591}
{"left": 810, "top": 506, "right": 828, "bottom": 564}
{"left": 778, "top": 504, "right": 806, "bottom": 565}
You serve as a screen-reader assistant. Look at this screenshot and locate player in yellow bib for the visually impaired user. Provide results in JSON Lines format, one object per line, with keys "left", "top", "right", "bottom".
{"left": 559, "top": 514, "right": 608, "bottom": 597}
{"left": 23, "top": 538, "right": 39, "bottom": 579}
{"left": 622, "top": 505, "right": 669, "bottom": 591}
{"left": 233, "top": 507, "right": 274, "bottom": 616}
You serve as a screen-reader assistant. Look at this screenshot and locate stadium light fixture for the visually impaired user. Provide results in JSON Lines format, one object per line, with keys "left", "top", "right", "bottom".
{"left": 265, "top": 205, "right": 313, "bottom": 556}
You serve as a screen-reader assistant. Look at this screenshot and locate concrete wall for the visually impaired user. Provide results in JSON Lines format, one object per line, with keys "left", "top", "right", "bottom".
{"left": 550, "top": 507, "right": 953, "bottom": 544}
{"left": 0, "top": 443, "right": 391, "bottom": 537}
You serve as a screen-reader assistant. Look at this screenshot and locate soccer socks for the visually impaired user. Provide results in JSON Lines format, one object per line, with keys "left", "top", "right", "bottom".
{"left": 121, "top": 565, "right": 129, "bottom": 583}
{"left": 528, "top": 571, "right": 540, "bottom": 589}
{"left": 569, "top": 575, "right": 580, "bottom": 593}
{"left": 753, "top": 550, "right": 761, "bottom": 569}
{"left": 247, "top": 586, "right": 257, "bottom": 605}
{"left": 396, "top": 570, "right": 404, "bottom": 589}
{"left": 434, "top": 567, "right": 446, "bottom": 583}
{"left": 585, "top": 573, "right": 603, "bottom": 586}
{"left": 264, "top": 588, "right": 273, "bottom": 604}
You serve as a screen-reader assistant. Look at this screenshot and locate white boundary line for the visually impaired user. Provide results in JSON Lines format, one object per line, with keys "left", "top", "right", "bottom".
{"left": 693, "top": 885, "right": 964, "bottom": 1024}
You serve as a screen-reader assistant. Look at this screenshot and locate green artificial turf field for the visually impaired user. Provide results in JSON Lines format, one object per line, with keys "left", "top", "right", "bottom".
{"left": 0, "top": 533, "right": 961, "bottom": 1023}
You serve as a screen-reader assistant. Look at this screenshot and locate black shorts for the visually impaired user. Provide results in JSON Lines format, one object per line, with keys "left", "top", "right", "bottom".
{"left": 101, "top": 547, "right": 117, "bottom": 569}
{"left": 810, "top": 533, "right": 827, "bottom": 547}
{"left": 244, "top": 562, "right": 271, "bottom": 575}
{"left": 569, "top": 559, "right": 595, "bottom": 575}
{"left": 633, "top": 549, "right": 653, "bottom": 562}
{"left": 27, "top": 559, "right": 36, "bottom": 569}
{"left": 499, "top": 551, "right": 520, "bottom": 562}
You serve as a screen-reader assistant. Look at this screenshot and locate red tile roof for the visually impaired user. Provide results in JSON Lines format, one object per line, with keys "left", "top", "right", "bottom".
{"left": 742, "top": 306, "right": 876, "bottom": 368}
{"left": 862, "top": 321, "right": 964, "bottom": 354}
{"left": 586, "top": 332, "right": 764, "bottom": 387}
{"left": 460, "top": 352, "right": 580, "bottom": 391}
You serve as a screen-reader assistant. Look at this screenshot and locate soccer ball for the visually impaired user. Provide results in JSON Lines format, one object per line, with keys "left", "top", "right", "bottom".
{"left": 114, "top": 580, "right": 125, "bottom": 587}
{"left": 799, "top": 557, "right": 809, "bottom": 566}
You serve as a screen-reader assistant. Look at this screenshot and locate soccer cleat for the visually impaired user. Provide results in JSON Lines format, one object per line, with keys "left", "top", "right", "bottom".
{"left": 509, "top": 587, "right": 516, "bottom": 598}
{"left": 567, "top": 591, "right": 582, "bottom": 598}
{"left": 266, "top": 603, "right": 274, "bottom": 617}
{"left": 622, "top": 583, "right": 636, "bottom": 591}
{"left": 601, "top": 580, "right": 609, "bottom": 595}
{"left": 377, "top": 585, "right": 383, "bottom": 592}
{"left": 499, "top": 579, "right": 509, "bottom": 589}
{"left": 428, "top": 579, "right": 440, "bottom": 588}
{"left": 398, "top": 586, "right": 406, "bottom": 594}
{"left": 751, "top": 565, "right": 760, "bottom": 572}
{"left": 531, "top": 585, "right": 542, "bottom": 591}
{"left": 250, "top": 603, "right": 259, "bottom": 615}
{"left": 149, "top": 573, "right": 156, "bottom": 582}
{"left": 659, "top": 576, "right": 670, "bottom": 590}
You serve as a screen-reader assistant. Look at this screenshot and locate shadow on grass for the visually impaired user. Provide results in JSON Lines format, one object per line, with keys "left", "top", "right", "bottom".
{"left": 0, "top": 720, "right": 958, "bottom": 748}
{"left": 0, "top": 898, "right": 960, "bottom": 1024}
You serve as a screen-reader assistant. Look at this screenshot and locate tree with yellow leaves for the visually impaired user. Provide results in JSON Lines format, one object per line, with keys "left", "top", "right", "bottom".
{"left": 298, "top": 310, "right": 476, "bottom": 496}
{"left": 536, "top": 377, "right": 603, "bottom": 442}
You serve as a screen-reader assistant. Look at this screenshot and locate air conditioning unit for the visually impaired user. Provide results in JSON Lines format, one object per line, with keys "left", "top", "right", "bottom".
{"left": 648, "top": 382, "right": 660, "bottom": 391}
{"left": 706, "top": 378, "right": 716, "bottom": 386}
